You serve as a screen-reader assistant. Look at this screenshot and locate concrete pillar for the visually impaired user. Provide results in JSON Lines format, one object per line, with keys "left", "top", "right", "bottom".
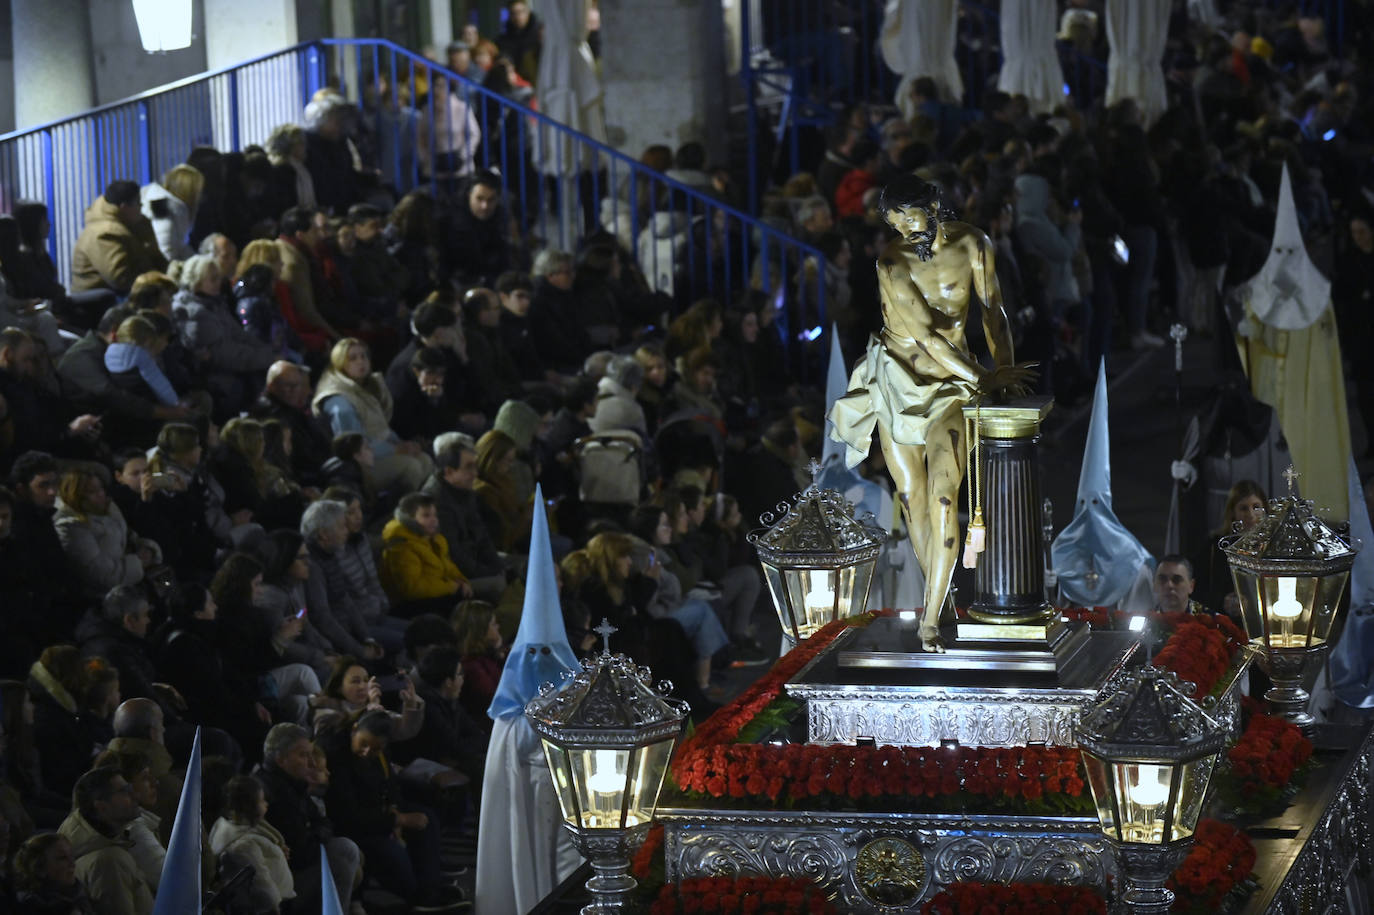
{"left": 204, "top": 0, "right": 298, "bottom": 70}
{"left": 12, "top": 0, "right": 94, "bottom": 129}
{"left": 429, "top": 0, "right": 455, "bottom": 49}
{"left": 599, "top": 0, "right": 727, "bottom": 163}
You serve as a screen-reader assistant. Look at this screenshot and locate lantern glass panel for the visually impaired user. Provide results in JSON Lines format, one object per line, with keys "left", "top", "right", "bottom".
{"left": 625, "top": 737, "right": 677, "bottom": 826}
{"left": 1230, "top": 569, "right": 1350, "bottom": 649}
{"left": 1086, "top": 753, "right": 1203, "bottom": 845}
{"left": 1083, "top": 752, "right": 1116, "bottom": 836}
{"left": 569, "top": 747, "right": 633, "bottom": 829}
{"left": 761, "top": 560, "right": 794, "bottom": 637}
{"left": 1172, "top": 754, "right": 1217, "bottom": 838}
{"left": 774, "top": 563, "right": 877, "bottom": 640}
{"left": 541, "top": 741, "right": 577, "bottom": 824}
{"left": 1109, "top": 760, "right": 1180, "bottom": 844}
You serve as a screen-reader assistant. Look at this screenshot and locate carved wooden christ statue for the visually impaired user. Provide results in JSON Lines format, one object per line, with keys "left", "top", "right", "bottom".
{"left": 828, "top": 176, "right": 1035, "bottom": 651}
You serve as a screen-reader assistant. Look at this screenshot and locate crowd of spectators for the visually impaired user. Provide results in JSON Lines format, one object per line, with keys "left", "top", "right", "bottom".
{"left": 786, "top": 2, "right": 1374, "bottom": 409}
{"left": 0, "top": 12, "right": 797, "bottom": 914}
{"left": 0, "top": 0, "right": 1371, "bottom": 912}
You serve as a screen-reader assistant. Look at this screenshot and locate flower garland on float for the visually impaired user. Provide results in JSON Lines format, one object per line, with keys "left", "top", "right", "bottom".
{"left": 666, "top": 612, "right": 1088, "bottom": 814}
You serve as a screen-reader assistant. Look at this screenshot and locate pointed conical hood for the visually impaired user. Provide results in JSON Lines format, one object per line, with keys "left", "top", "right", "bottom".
{"left": 1240, "top": 163, "right": 1330, "bottom": 330}
{"left": 1052, "top": 362, "right": 1153, "bottom": 606}
{"left": 152, "top": 728, "right": 201, "bottom": 915}
{"left": 818, "top": 327, "right": 893, "bottom": 528}
{"left": 822, "top": 325, "right": 848, "bottom": 468}
{"left": 487, "top": 484, "right": 579, "bottom": 720}
{"left": 320, "top": 845, "right": 345, "bottom": 915}
{"left": 1076, "top": 361, "right": 1112, "bottom": 508}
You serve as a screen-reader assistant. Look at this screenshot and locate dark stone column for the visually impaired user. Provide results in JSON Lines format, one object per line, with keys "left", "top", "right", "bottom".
{"left": 968, "top": 432, "right": 1051, "bottom": 622}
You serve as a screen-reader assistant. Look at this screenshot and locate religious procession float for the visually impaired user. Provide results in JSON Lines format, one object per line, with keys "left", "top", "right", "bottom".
{"left": 526, "top": 176, "right": 1372, "bottom": 913}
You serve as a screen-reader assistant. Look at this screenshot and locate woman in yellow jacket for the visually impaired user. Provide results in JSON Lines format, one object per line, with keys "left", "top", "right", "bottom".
{"left": 380, "top": 492, "right": 474, "bottom": 616}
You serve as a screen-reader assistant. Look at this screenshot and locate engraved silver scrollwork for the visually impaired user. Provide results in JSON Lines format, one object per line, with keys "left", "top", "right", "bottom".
{"left": 930, "top": 837, "right": 998, "bottom": 884}
{"left": 675, "top": 830, "right": 849, "bottom": 886}
{"left": 798, "top": 685, "right": 1094, "bottom": 748}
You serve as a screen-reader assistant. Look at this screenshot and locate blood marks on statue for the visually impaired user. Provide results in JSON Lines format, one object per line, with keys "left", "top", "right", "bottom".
{"left": 944, "top": 537, "right": 955, "bottom": 548}
{"left": 938, "top": 496, "right": 951, "bottom": 506}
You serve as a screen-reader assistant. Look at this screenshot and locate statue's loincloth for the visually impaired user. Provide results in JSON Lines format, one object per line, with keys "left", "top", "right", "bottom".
{"left": 828, "top": 334, "right": 977, "bottom": 469}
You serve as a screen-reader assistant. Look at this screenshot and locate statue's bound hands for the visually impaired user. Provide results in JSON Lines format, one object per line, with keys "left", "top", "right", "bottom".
{"left": 979, "top": 362, "right": 1039, "bottom": 400}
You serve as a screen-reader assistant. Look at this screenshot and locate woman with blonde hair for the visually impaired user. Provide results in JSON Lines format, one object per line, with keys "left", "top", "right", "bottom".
{"left": 577, "top": 530, "right": 727, "bottom": 693}
{"left": 141, "top": 163, "right": 205, "bottom": 260}
{"left": 235, "top": 237, "right": 329, "bottom": 355}
{"left": 128, "top": 271, "right": 178, "bottom": 314}
{"left": 53, "top": 467, "right": 161, "bottom": 599}
{"left": 473, "top": 429, "right": 531, "bottom": 551}
{"left": 664, "top": 298, "right": 723, "bottom": 364}
{"left": 265, "top": 123, "right": 316, "bottom": 209}
{"left": 1199, "top": 480, "right": 1269, "bottom": 616}
{"left": 104, "top": 314, "right": 180, "bottom": 407}
{"left": 212, "top": 417, "right": 302, "bottom": 530}
{"left": 313, "top": 337, "right": 433, "bottom": 493}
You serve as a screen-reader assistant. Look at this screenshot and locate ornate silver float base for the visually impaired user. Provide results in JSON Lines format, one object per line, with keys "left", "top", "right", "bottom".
{"left": 658, "top": 808, "right": 1116, "bottom": 912}
{"left": 786, "top": 619, "right": 1141, "bottom": 747}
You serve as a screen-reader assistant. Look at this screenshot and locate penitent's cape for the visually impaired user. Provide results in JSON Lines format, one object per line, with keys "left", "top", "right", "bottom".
{"left": 1234, "top": 163, "right": 1350, "bottom": 515}
{"left": 1051, "top": 362, "right": 1154, "bottom": 608}
{"left": 474, "top": 485, "right": 582, "bottom": 914}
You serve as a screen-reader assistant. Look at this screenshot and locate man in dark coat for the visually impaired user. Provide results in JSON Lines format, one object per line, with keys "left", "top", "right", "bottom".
{"left": 727, "top": 416, "right": 804, "bottom": 534}
{"left": 57, "top": 305, "right": 185, "bottom": 446}
{"left": 446, "top": 171, "right": 514, "bottom": 288}
{"left": 384, "top": 302, "right": 487, "bottom": 434}
{"left": 529, "top": 251, "right": 593, "bottom": 375}
{"left": 0, "top": 329, "right": 103, "bottom": 471}
{"left": 259, "top": 723, "right": 362, "bottom": 912}
{"left": 250, "top": 361, "right": 334, "bottom": 488}
{"left": 421, "top": 437, "right": 505, "bottom": 600}
{"left": 495, "top": 270, "right": 548, "bottom": 383}
{"left": 390, "top": 646, "right": 487, "bottom": 788}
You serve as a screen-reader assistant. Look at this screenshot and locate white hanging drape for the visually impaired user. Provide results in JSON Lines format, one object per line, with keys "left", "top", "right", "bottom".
{"left": 997, "top": 0, "right": 1062, "bottom": 115}
{"left": 535, "top": 0, "right": 606, "bottom": 177}
{"left": 881, "top": 0, "right": 963, "bottom": 121}
{"left": 1104, "top": 0, "right": 1170, "bottom": 125}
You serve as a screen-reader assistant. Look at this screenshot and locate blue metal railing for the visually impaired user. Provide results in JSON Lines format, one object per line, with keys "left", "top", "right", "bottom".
{"left": 314, "top": 39, "right": 826, "bottom": 373}
{"left": 0, "top": 39, "right": 827, "bottom": 376}
{"left": 0, "top": 45, "right": 310, "bottom": 280}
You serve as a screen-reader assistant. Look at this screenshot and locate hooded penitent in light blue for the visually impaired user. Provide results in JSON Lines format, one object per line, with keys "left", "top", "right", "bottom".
{"left": 1325, "top": 456, "right": 1374, "bottom": 707}
{"left": 152, "top": 728, "right": 201, "bottom": 915}
{"left": 487, "top": 483, "right": 579, "bottom": 720}
{"left": 320, "top": 845, "right": 345, "bottom": 915}
{"left": 819, "top": 326, "right": 892, "bottom": 527}
{"left": 1051, "top": 362, "right": 1153, "bottom": 606}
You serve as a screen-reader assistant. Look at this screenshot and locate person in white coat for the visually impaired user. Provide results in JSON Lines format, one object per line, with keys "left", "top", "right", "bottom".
{"left": 475, "top": 484, "right": 582, "bottom": 913}
{"left": 209, "top": 775, "right": 297, "bottom": 912}
{"left": 140, "top": 164, "right": 204, "bottom": 262}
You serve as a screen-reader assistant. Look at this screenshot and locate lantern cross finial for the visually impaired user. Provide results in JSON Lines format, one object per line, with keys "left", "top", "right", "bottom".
{"left": 593, "top": 618, "right": 617, "bottom": 655}
{"left": 1283, "top": 464, "right": 1299, "bottom": 496}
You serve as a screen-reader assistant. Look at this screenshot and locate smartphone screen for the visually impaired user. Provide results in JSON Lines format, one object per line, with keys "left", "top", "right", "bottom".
{"left": 296, "top": 607, "right": 307, "bottom": 619}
